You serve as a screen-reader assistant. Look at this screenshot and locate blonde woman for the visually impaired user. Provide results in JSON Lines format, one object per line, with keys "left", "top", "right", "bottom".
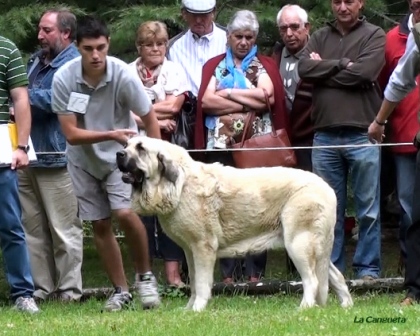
{"left": 130, "top": 21, "right": 190, "bottom": 287}
{"left": 130, "top": 21, "right": 190, "bottom": 140}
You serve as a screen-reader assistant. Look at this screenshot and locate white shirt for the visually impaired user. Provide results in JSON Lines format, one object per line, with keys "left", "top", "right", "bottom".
{"left": 129, "top": 57, "right": 190, "bottom": 102}
{"left": 408, "top": 13, "right": 414, "bottom": 30}
{"left": 168, "top": 23, "right": 227, "bottom": 97}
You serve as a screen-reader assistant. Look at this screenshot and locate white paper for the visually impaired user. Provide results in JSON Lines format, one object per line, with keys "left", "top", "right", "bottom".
{"left": 0, "top": 124, "right": 37, "bottom": 167}
{"left": 66, "top": 92, "right": 90, "bottom": 114}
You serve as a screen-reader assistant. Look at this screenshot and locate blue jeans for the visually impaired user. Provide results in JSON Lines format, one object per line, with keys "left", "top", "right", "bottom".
{"left": 394, "top": 153, "right": 416, "bottom": 262}
{"left": 312, "top": 130, "right": 381, "bottom": 278}
{"left": 0, "top": 168, "right": 35, "bottom": 301}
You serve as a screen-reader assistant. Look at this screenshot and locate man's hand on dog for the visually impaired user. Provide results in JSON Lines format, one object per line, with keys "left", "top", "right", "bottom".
{"left": 111, "top": 129, "right": 137, "bottom": 145}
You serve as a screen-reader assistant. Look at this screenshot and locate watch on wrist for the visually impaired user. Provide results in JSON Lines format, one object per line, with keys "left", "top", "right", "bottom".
{"left": 375, "top": 118, "right": 387, "bottom": 126}
{"left": 17, "top": 145, "right": 30, "bottom": 153}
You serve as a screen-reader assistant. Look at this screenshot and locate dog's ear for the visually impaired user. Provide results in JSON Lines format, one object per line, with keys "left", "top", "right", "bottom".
{"left": 157, "top": 152, "right": 179, "bottom": 184}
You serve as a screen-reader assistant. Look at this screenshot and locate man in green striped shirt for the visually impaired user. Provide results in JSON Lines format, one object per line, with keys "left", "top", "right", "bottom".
{"left": 0, "top": 35, "right": 40, "bottom": 313}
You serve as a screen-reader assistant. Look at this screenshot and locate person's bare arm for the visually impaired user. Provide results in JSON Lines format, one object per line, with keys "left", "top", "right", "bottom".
{"left": 217, "top": 72, "right": 274, "bottom": 109}
{"left": 139, "top": 106, "right": 161, "bottom": 139}
{"left": 52, "top": 74, "right": 136, "bottom": 145}
{"left": 5, "top": 42, "right": 32, "bottom": 169}
{"left": 132, "top": 112, "right": 143, "bottom": 128}
{"left": 202, "top": 76, "right": 244, "bottom": 115}
{"left": 132, "top": 111, "right": 176, "bottom": 133}
{"left": 121, "top": 69, "right": 161, "bottom": 139}
{"left": 153, "top": 94, "right": 185, "bottom": 118}
{"left": 10, "top": 87, "right": 31, "bottom": 147}
{"left": 368, "top": 31, "right": 420, "bottom": 143}
{"left": 57, "top": 114, "right": 136, "bottom": 145}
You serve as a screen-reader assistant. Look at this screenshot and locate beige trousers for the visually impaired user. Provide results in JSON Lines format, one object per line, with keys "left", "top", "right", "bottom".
{"left": 18, "top": 167, "right": 83, "bottom": 300}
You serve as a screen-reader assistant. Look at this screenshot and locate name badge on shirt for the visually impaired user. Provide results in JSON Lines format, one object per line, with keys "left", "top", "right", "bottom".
{"left": 67, "top": 92, "right": 90, "bottom": 114}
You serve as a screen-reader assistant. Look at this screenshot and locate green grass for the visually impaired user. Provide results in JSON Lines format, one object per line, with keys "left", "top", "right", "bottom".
{"left": 0, "top": 236, "right": 412, "bottom": 335}
{"left": 0, "top": 295, "right": 418, "bottom": 335}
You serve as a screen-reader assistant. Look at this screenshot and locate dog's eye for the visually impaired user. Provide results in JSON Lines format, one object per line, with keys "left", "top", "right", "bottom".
{"left": 135, "top": 143, "right": 144, "bottom": 152}
{"left": 123, "top": 142, "right": 128, "bottom": 149}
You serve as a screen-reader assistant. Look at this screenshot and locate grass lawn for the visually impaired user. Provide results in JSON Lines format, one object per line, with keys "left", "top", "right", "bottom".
{"left": 0, "top": 233, "right": 416, "bottom": 336}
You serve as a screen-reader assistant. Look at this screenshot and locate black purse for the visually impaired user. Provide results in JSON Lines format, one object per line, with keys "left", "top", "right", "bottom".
{"left": 171, "top": 94, "right": 196, "bottom": 149}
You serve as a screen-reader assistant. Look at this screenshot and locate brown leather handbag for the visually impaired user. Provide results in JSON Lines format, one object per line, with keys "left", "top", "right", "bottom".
{"left": 218, "top": 112, "right": 256, "bottom": 145}
{"left": 231, "top": 90, "right": 297, "bottom": 169}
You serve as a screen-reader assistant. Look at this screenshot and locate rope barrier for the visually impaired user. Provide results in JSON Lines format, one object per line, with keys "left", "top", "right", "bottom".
{"left": 34, "top": 141, "right": 415, "bottom": 155}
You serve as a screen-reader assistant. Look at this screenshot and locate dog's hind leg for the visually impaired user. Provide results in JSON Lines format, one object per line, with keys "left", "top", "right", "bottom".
{"left": 190, "top": 242, "right": 217, "bottom": 312}
{"left": 328, "top": 262, "right": 353, "bottom": 308}
{"left": 285, "top": 232, "right": 319, "bottom": 309}
{"left": 314, "top": 256, "right": 330, "bottom": 307}
{"left": 183, "top": 249, "right": 196, "bottom": 310}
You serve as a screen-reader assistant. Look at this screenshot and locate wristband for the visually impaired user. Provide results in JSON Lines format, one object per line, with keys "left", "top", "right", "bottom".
{"left": 375, "top": 119, "right": 387, "bottom": 126}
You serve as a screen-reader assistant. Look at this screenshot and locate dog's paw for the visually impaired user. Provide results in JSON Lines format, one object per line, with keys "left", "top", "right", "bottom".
{"left": 299, "top": 301, "right": 318, "bottom": 310}
{"left": 340, "top": 298, "right": 354, "bottom": 309}
{"left": 185, "top": 297, "right": 195, "bottom": 310}
{"left": 192, "top": 298, "right": 208, "bottom": 312}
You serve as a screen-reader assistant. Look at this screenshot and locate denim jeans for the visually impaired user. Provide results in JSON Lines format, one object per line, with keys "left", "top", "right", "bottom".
{"left": 394, "top": 153, "right": 416, "bottom": 262}
{"left": 0, "top": 168, "right": 35, "bottom": 301}
{"left": 312, "top": 129, "right": 381, "bottom": 278}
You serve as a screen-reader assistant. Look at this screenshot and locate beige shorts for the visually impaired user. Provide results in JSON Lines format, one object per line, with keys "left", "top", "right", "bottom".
{"left": 67, "top": 161, "right": 132, "bottom": 221}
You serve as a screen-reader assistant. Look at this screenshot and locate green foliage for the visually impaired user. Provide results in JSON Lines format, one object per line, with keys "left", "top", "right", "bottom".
{"left": 107, "top": 5, "right": 182, "bottom": 57}
{"left": 0, "top": 2, "right": 86, "bottom": 53}
{"left": 0, "top": 0, "right": 399, "bottom": 61}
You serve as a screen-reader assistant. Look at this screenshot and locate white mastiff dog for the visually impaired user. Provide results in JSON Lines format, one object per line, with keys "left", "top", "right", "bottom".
{"left": 116, "top": 136, "right": 353, "bottom": 312}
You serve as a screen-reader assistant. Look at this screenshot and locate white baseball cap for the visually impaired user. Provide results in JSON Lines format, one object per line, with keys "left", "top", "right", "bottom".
{"left": 182, "top": 0, "right": 216, "bottom": 14}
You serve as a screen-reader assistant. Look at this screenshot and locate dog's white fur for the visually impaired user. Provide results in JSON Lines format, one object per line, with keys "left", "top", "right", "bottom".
{"left": 119, "top": 136, "right": 353, "bottom": 312}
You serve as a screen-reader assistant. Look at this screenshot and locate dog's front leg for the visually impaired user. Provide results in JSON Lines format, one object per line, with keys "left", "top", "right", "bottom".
{"left": 183, "top": 249, "right": 196, "bottom": 310}
{"left": 190, "top": 244, "right": 217, "bottom": 312}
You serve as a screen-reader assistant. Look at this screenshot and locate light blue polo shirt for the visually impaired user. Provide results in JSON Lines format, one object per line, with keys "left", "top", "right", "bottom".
{"left": 51, "top": 55, "right": 152, "bottom": 179}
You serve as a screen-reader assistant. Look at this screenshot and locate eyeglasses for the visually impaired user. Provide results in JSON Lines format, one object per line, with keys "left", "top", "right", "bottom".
{"left": 278, "top": 23, "right": 303, "bottom": 33}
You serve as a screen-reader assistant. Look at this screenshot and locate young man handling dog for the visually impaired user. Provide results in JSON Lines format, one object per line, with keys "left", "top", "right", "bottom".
{"left": 368, "top": 23, "right": 420, "bottom": 305}
{"left": 51, "top": 15, "right": 162, "bottom": 312}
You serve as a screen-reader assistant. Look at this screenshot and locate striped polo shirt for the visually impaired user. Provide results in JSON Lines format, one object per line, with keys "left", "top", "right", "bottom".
{"left": 0, "top": 36, "right": 29, "bottom": 123}
{"left": 168, "top": 23, "right": 227, "bottom": 97}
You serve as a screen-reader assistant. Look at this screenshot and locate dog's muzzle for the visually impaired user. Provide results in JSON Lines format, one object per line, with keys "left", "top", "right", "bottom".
{"left": 116, "top": 150, "right": 145, "bottom": 185}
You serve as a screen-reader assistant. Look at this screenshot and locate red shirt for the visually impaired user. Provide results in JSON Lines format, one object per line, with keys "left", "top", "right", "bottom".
{"left": 378, "top": 15, "right": 420, "bottom": 154}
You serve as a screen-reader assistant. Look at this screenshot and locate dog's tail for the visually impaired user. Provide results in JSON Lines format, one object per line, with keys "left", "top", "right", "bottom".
{"left": 314, "top": 248, "right": 330, "bottom": 306}
{"left": 328, "top": 262, "right": 354, "bottom": 308}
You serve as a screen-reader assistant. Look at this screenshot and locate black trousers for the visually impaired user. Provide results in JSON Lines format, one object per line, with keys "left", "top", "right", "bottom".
{"left": 141, "top": 215, "right": 185, "bottom": 262}
{"left": 404, "top": 149, "right": 420, "bottom": 300}
{"left": 220, "top": 252, "right": 267, "bottom": 279}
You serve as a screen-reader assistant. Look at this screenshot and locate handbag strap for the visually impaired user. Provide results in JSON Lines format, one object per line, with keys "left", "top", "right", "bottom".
{"left": 262, "top": 89, "right": 278, "bottom": 137}
{"left": 238, "top": 88, "right": 273, "bottom": 147}
{"left": 239, "top": 113, "right": 254, "bottom": 148}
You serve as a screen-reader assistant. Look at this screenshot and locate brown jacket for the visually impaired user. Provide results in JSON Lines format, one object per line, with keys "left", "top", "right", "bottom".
{"left": 297, "top": 17, "right": 386, "bottom": 131}
{"left": 271, "top": 42, "right": 314, "bottom": 145}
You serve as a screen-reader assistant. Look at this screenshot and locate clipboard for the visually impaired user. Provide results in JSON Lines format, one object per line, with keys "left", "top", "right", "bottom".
{"left": 0, "top": 123, "right": 37, "bottom": 168}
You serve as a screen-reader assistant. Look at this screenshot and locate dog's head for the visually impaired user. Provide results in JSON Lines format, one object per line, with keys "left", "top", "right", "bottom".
{"left": 116, "top": 136, "right": 184, "bottom": 215}
{"left": 116, "top": 136, "right": 180, "bottom": 191}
